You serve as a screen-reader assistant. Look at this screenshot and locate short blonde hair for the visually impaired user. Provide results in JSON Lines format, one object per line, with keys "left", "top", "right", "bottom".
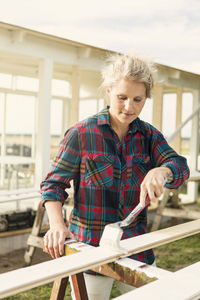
{"left": 101, "top": 52, "right": 156, "bottom": 98}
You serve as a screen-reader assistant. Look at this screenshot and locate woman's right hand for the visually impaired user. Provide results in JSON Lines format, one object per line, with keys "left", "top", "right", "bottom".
{"left": 44, "top": 224, "right": 75, "bottom": 258}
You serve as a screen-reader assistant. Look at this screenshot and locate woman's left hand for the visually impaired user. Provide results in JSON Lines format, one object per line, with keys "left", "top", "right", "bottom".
{"left": 140, "top": 166, "right": 173, "bottom": 207}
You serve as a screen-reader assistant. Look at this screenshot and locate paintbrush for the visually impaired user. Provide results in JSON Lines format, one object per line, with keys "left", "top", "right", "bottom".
{"left": 99, "top": 195, "right": 150, "bottom": 253}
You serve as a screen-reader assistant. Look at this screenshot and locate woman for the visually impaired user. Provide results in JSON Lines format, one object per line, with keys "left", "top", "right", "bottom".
{"left": 41, "top": 53, "right": 189, "bottom": 299}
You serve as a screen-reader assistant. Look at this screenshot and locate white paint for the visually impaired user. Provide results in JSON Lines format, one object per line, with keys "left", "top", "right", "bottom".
{"left": 117, "top": 258, "right": 144, "bottom": 269}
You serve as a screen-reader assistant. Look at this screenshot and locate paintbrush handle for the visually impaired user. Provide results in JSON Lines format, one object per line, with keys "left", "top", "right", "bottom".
{"left": 119, "top": 195, "right": 150, "bottom": 227}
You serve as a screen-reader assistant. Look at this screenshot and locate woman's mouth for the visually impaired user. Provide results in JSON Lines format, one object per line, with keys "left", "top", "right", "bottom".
{"left": 122, "top": 112, "right": 134, "bottom": 117}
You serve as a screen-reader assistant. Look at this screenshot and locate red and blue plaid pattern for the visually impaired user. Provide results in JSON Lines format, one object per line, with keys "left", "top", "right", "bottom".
{"left": 41, "top": 107, "right": 189, "bottom": 269}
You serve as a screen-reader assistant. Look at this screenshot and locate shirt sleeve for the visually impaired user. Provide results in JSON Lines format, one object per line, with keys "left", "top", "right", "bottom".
{"left": 40, "top": 127, "right": 81, "bottom": 204}
{"left": 151, "top": 131, "right": 190, "bottom": 189}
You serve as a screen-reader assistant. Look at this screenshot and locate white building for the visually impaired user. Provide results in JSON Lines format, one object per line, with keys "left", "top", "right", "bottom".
{"left": 0, "top": 22, "right": 199, "bottom": 203}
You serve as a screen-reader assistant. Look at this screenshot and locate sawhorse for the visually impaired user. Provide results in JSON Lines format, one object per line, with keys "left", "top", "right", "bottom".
{"left": 24, "top": 200, "right": 70, "bottom": 265}
{"left": 24, "top": 201, "right": 46, "bottom": 265}
{"left": 51, "top": 273, "right": 88, "bottom": 300}
{"left": 24, "top": 202, "right": 89, "bottom": 299}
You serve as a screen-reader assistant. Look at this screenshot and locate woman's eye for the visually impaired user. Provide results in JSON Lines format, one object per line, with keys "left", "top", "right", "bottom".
{"left": 118, "top": 95, "right": 127, "bottom": 100}
{"left": 134, "top": 98, "right": 142, "bottom": 102}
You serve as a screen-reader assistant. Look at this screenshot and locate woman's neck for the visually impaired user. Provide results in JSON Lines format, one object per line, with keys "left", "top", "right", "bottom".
{"left": 109, "top": 114, "right": 129, "bottom": 142}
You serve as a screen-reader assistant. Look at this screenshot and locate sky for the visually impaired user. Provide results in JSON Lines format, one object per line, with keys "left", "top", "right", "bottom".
{"left": 0, "top": 0, "right": 200, "bottom": 74}
{"left": 0, "top": 0, "right": 197, "bottom": 139}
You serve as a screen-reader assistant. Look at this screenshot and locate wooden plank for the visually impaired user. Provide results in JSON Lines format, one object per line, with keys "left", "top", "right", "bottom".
{"left": 0, "top": 219, "right": 200, "bottom": 298}
{"left": 65, "top": 241, "right": 171, "bottom": 288}
{"left": 115, "top": 262, "right": 200, "bottom": 300}
{"left": 27, "top": 235, "right": 44, "bottom": 248}
{"left": 162, "top": 207, "right": 200, "bottom": 220}
{"left": 188, "top": 172, "right": 200, "bottom": 182}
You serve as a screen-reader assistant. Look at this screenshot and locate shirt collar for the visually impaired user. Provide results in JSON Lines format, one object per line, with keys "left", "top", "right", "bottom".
{"left": 97, "top": 106, "right": 111, "bottom": 126}
{"left": 97, "top": 106, "right": 146, "bottom": 135}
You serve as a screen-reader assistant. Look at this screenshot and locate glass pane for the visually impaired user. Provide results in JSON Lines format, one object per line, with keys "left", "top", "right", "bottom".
{"left": 52, "top": 79, "right": 70, "bottom": 97}
{"left": 16, "top": 76, "right": 39, "bottom": 92}
{"left": 0, "top": 73, "right": 12, "bottom": 88}
{"left": 5, "top": 94, "right": 35, "bottom": 157}
{"left": 0, "top": 93, "right": 4, "bottom": 155}
{"left": 79, "top": 99, "right": 97, "bottom": 121}
{"left": 162, "top": 94, "right": 177, "bottom": 138}
{"left": 50, "top": 99, "right": 63, "bottom": 160}
{"left": 0, "top": 163, "right": 35, "bottom": 190}
{"left": 98, "top": 98, "right": 105, "bottom": 111}
{"left": 181, "top": 93, "right": 193, "bottom": 138}
{"left": 139, "top": 98, "right": 153, "bottom": 123}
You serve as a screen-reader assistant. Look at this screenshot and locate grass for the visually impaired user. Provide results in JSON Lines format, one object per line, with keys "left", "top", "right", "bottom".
{"left": 154, "top": 233, "right": 200, "bottom": 272}
{"left": 4, "top": 233, "right": 200, "bottom": 299}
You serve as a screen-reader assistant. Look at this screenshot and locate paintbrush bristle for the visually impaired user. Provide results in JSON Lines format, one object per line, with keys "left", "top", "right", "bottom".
{"left": 99, "top": 223, "right": 123, "bottom": 251}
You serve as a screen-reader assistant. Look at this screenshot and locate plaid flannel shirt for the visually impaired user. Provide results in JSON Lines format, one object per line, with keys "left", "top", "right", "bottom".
{"left": 41, "top": 106, "right": 190, "bottom": 268}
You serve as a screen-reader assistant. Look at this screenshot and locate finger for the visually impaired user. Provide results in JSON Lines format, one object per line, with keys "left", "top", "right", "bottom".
{"left": 153, "top": 183, "right": 163, "bottom": 198}
{"left": 154, "top": 178, "right": 165, "bottom": 197}
{"left": 69, "top": 231, "right": 75, "bottom": 240}
{"left": 147, "top": 185, "right": 157, "bottom": 202}
{"left": 53, "top": 231, "right": 61, "bottom": 258}
{"left": 48, "top": 233, "right": 56, "bottom": 259}
{"left": 140, "top": 184, "right": 148, "bottom": 208}
{"left": 58, "top": 232, "right": 66, "bottom": 257}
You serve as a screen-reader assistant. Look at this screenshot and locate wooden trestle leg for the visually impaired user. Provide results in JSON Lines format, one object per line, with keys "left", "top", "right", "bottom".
{"left": 50, "top": 273, "right": 88, "bottom": 300}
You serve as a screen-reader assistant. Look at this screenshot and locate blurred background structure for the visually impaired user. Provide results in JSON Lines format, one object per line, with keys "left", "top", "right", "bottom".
{"left": 0, "top": 22, "right": 199, "bottom": 238}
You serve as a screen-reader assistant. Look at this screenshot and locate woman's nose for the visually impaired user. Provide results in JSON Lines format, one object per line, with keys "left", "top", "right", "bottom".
{"left": 124, "top": 99, "right": 133, "bottom": 111}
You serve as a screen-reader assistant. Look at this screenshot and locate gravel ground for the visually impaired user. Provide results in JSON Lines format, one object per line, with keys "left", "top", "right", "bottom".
{"left": 0, "top": 248, "right": 51, "bottom": 274}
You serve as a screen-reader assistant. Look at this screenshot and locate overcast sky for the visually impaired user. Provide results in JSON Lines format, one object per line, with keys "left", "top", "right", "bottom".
{"left": 0, "top": 0, "right": 199, "bottom": 74}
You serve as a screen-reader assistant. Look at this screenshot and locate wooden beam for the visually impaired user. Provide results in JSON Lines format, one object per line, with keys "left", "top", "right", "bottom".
{"left": 115, "top": 262, "right": 200, "bottom": 300}
{"left": 172, "top": 87, "right": 182, "bottom": 152}
{"left": 24, "top": 202, "right": 45, "bottom": 265}
{"left": 26, "top": 235, "right": 44, "bottom": 248}
{"left": 188, "top": 172, "right": 200, "bottom": 182}
{"left": 35, "top": 58, "right": 53, "bottom": 188}
{"left": 50, "top": 277, "right": 69, "bottom": 300}
{"left": 70, "top": 273, "right": 88, "bottom": 300}
{"left": 64, "top": 241, "right": 171, "bottom": 288}
{"left": 162, "top": 207, "right": 200, "bottom": 220}
{"left": 69, "top": 66, "right": 80, "bottom": 126}
{"left": 152, "top": 83, "right": 163, "bottom": 131}
{"left": 0, "top": 220, "right": 200, "bottom": 298}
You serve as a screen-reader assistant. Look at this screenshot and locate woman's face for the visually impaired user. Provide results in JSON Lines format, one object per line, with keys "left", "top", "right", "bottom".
{"left": 107, "top": 78, "right": 146, "bottom": 128}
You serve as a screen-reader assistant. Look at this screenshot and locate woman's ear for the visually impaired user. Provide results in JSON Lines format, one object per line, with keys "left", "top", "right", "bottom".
{"left": 106, "top": 87, "right": 111, "bottom": 95}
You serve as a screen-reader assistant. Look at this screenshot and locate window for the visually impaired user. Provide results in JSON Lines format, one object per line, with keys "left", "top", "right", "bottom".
{"left": 16, "top": 76, "right": 39, "bottom": 92}
{"left": 50, "top": 99, "right": 63, "bottom": 159}
{"left": 162, "top": 94, "right": 177, "bottom": 138}
{"left": 0, "top": 73, "right": 12, "bottom": 88}
{"left": 139, "top": 98, "right": 153, "bottom": 123}
{"left": 79, "top": 99, "right": 105, "bottom": 121}
{"left": 52, "top": 79, "right": 70, "bottom": 97}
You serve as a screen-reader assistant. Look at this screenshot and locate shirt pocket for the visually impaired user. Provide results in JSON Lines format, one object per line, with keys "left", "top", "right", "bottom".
{"left": 85, "top": 153, "right": 114, "bottom": 187}
{"left": 127, "top": 155, "right": 151, "bottom": 189}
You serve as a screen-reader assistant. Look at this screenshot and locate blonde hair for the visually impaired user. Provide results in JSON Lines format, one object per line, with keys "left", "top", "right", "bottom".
{"left": 101, "top": 52, "right": 156, "bottom": 98}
